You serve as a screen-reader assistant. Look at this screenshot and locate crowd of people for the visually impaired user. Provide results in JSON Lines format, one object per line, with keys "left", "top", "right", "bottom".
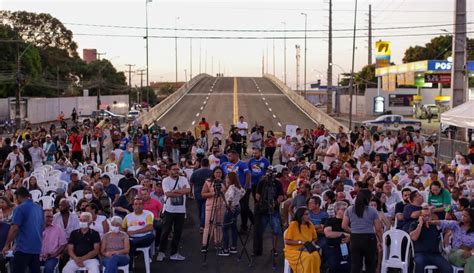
{"left": 0, "top": 112, "right": 473, "bottom": 273}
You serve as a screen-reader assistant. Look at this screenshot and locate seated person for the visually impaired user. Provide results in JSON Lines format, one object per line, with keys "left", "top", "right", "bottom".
{"left": 284, "top": 207, "right": 321, "bottom": 273}
{"left": 101, "top": 216, "right": 130, "bottom": 273}
{"left": 121, "top": 197, "right": 154, "bottom": 271}
{"left": 41, "top": 209, "right": 67, "bottom": 273}
{"left": 92, "top": 182, "right": 111, "bottom": 217}
{"left": 409, "top": 206, "right": 453, "bottom": 273}
{"left": 323, "top": 201, "right": 350, "bottom": 273}
{"left": 63, "top": 212, "right": 101, "bottom": 273}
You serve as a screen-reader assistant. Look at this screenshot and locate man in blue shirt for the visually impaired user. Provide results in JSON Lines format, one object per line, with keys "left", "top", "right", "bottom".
{"left": 3, "top": 187, "right": 44, "bottom": 273}
{"left": 119, "top": 132, "right": 130, "bottom": 150}
{"left": 137, "top": 131, "right": 149, "bottom": 163}
{"left": 248, "top": 148, "right": 270, "bottom": 197}
{"left": 221, "top": 150, "right": 253, "bottom": 232}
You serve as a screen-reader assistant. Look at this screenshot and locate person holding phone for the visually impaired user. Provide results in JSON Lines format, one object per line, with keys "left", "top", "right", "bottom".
{"left": 324, "top": 201, "right": 351, "bottom": 273}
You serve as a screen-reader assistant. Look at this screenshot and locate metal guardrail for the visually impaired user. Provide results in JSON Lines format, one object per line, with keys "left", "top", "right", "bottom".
{"left": 263, "top": 73, "right": 348, "bottom": 133}
{"left": 138, "top": 74, "right": 210, "bottom": 126}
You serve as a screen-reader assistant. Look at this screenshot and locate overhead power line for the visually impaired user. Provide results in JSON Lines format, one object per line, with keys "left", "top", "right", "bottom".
{"left": 63, "top": 21, "right": 474, "bottom": 33}
{"left": 71, "top": 31, "right": 474, "bottom": 40}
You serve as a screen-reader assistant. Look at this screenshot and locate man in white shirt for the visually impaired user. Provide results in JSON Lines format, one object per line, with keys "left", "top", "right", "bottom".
{"left": 157, "top": 163, "right": 191, "bottom": 262}
{"left": 422, "top": 139, "right": 436, "bottom": 167}
{"left": 324, "top": 137, "right": 340, "bottom": 166}
{"left": 316, "top": 129, "right": 330, "bottom": 145}
{"left": 236, "top": 116, "right": 248, "bottom": 156}
{"left": 374, "top": 134, "right": 391, "bottom": 161}
{"left": 210, "top": 121, "right": 224, "bottom": 142}
{"left": 4, "top": 145, "right": 24, "bottom": 172}
{"left": 29, "top": 139, "right": 45, "bottom": 171}
{"left": 413, "top": 130, "right": 426, "bottom": 147}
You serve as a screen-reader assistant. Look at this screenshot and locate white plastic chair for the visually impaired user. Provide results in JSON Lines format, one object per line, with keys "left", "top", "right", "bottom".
{"left": 381, "top": 228, "right": 414, "bottom": 273}
{"left": 274, "top": 164, "right": 285, "bottom": 173}
{"left": 344, "top": 185, "right": 354, "bottom": 192}
{"left": 452, "top": 266, "right": 464, "bottom": 273}
{"left": 38, "top": 196, "right": 55, "bottom": 209}
{"left": 71, "top": 190, "right": 84, "bottom": 200}
{"left": 283, "top": 229, "right": 292, "bottom": 273}
{"left": 424, "top": 265, "right": 438, "bottom": 273}
{"left": 66, "top": 197, "right": 78, "bottom": 212}
{"left": 105, "top": 163, "right": 118, "bottom": 175}
{"left": 102, "top": 265, "right": 129, "bottom": 273}
{"left": 136, "top": 246, "right": 152, "bottom": 273}
{"left": 56, "top": 180, "right": 68, "bottom": 192}
{"left": 29, "top": 190, "right": 42, "bottom": 202}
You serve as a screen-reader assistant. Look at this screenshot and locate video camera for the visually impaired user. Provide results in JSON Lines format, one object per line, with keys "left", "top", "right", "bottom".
{"left": 213, "top": 179, "right": 223, "bottom": 192}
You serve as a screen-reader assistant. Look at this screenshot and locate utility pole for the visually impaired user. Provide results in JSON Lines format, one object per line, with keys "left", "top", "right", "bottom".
{"left": 368, "top": 4, "right": 372, "bottom": 65}
{"left": 327, "top": 0, "right": 333, "bottom": 88}
{"left": 57, "top": 67, "right": 60, "bottom": 114}
{"left": 301, "top": 13, "right": 308, "bottom": 99}
{"left": 296, "top": 45, "right": 301, "bottom": 92}
{"left": 272, "top": 38, "right": 276, "bottom": 76}
{"left": 281, "top": 22, "right": 287, "bottom": 85}
{"left": 190, "top": 38, "right": 193, "bottom": 80}
{"left": 145, "top": 0, "right": 150, "bottom": 88}
{"left": 262, "top": 52, "right": 265, "bottom": 76}
{"left": 96, "top": 52, "right": 106, "bottom": 61}
{"left": 348, "top": 0, "right": 358, "bottom": 130}
{"left": 205, "top": 48, "right": 208, "bottom": 74}
{"left": 452, "top": 0, "right": 467, "bottom": 107}
{"left": 137, "top": 69, "right": 146, "bottom": 104}
{"left": 211, "top": 56, "right": 214, "bottom": 76}
{"left": 266, "top": 43, "right": 269, "bottom": 74}
{"left": 125, "top": 64, "right": 135, "bottom": 107}
{"left": 199, "top": 39, "right": 202, "bottom": 74}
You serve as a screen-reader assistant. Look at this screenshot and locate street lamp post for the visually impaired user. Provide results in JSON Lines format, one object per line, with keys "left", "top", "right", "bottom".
{"left": 145, "top": 0, "right": 150, "bottom": 88}
{"left": 281, "top": 22, "right": 287, "bottom": 85}
{"left": 175, "top": 17, "right": 180, "bottom": 88}
{"left": 301, "top": 13, "right": 308, "bottom": 99}
{"left": 348, "top": 0, "right": 358, "bottom": 131}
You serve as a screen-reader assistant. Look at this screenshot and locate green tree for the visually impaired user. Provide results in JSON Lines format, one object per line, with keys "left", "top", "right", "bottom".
{"left": 81, "top": 59, "right": 127, "bottom": 96}
{"left": 403, "top": 35, "right": 474, "bottom": 63}
{"left": 1, "top": 10, "right": 79, "bottom": 57}
{"left": 159, "top": 83, "right": 177, "bottom": 95}
{"left": 338, "top": 64, "right": 376, "bottom": 92}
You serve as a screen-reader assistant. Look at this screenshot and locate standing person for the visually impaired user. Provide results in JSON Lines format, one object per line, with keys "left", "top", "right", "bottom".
{"left": 63, "top": 212, "right": 101, "bottom": 273}
{"left": 236, "top": 116, "right": 249, "bottom": 156}
{"left": 211, "top": 121, "right": 224, "bottom": 142}
{"left": 43, "top": 135, "right": 56, "bottom": 166}
{"left": 263, "top": 130, "right": 277, "bottom": 165}
{"left": 248, "top": 148, "right": 270, "bottom": 198}
{"left": 69, "top": 128, "right": 83, "bottom": 162}
{"left": 190, "top": 159, "right": 213, "bottom": 232}
{"left": 324, "top": 201, "right": 351, "bottom": 273}
{"left": 157, "top": 163, "right": 191, "bottom": 262}
{"left": 221, "top": 172, "right": 246, "bottom": 256}
{"left": 249, "top": 127, "right": 263, "bottom": 151}
{"left": 221, "top": 150, "right": 252, "bottom": 233}
{"left": 201, "top": 167, "right": 227, "bottom": 254}
{"left": 253, "top": 168, "right": 284, "bottom": 256}
{"left": 137, "top": 131, "right": 149, "bottom": 164}
{"left": 28, "top": 139, "right": 45, "bottom": 171}
{"left": 40, "top": 209, "right": 67, "bottom": 273}
{"left": 280, "top": 136, "right": 295, "bottom": 165}
{"left": 342, "top": 189, "right": 383, "bottom": 273}
{"left": 71, "top": 108, "right": 78, "bottom": 123}
{"left": 2, "top": 187, "right": 44, "bottom": 273}
{"left": 118, "top": 143, "right": 134, "bottom": 174}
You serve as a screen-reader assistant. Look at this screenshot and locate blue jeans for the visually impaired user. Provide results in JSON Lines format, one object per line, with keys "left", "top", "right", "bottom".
{"left": 194, "top": 194, "right": 206, "bottom": 228}
{"left": 253, "top": 211, "right": 282, "bottom": 254}
{"left": 41, "top": 258, "right": 58, "bottom": 273}
{"left": 325, "top": 245, "right": 351, "bottom": 273}
{"left": 223, "top": 206, "right": 240, "bottom": 250}
{"left": 103, "top": 255, "right": 130, "bottom": 273}
{"left": 129, "top": 233, "right": 154, "bottom": 270}
{"left": 414, "top": 253, "right": 453, "bottom": 273}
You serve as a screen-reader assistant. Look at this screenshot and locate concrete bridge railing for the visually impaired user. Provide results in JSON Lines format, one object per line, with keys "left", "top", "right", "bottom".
{"left": 264, "top": 73, "right": 348, "bottom": 133}
{"left": 138, "top": 74, "right": 211, "bottom": 126}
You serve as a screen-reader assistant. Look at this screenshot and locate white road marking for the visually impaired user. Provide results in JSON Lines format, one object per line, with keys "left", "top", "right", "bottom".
{"left": 195, "top": 113, "right": 200, "bottom": 117}
{"left": 272, "top": 114, "right": 276, "bottom": 119}
{"left": 200, "top": 106, "right": 204, "bottom": 110}
{"left": 192, "top": 121, "right": 196, "bottom": 125}
{"left": 265, "top": 102, "right": 268, "bottom": 106}
{"left": 277, "top": 122, "right": 282, "bottom": 127}
{"left": 269, "top": 108, "right": 272, "bottom": 112}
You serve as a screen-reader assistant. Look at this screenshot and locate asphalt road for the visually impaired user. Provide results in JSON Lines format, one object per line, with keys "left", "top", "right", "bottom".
{"left": 133, "top": 198, "right": 285, "bottom": 273}
{"left": 156, "top": 76, "right": 317, "bottom": 133}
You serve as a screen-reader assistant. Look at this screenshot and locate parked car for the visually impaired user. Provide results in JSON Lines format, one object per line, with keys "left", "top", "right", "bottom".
{"left": 127, "top": 110, "right": 140, "bottom": 121}
{"left": 414, "top": 104, "right": 439, "bottom": 119}
{"left": 362, "top": 114, "right": 422, "bottom": 132}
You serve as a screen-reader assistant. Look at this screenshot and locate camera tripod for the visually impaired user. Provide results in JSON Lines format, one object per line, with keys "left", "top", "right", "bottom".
{"left": 202, "top": 181, "right": 252, "bottom": 266}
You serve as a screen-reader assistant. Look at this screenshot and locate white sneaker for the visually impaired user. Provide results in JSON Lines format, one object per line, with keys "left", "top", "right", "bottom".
{"left": 156, "top": 252, "right": 166, "bottom": 262}
{"left": 170, "top": 253, "right": 186, "bottom": 261}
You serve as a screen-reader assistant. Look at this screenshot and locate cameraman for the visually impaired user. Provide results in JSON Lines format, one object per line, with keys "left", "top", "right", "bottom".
{"left": 253, "top": 167, "right": 284, "bottom": 256}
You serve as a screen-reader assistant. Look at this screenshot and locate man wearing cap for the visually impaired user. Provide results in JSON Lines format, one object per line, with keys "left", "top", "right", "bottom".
{"left": 42, "top": 135, "right": 56, "bottom": 166}
{"left": 67, "top": 171, "right": 85, "bottom": 196}
{"left": 3, "top": 187, "right": 44, "bottom": 273}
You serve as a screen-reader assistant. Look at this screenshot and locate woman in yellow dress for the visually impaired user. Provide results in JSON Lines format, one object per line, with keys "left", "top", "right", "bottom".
{"left": 284, "top": 207, "right": 321, "bottom": 273}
